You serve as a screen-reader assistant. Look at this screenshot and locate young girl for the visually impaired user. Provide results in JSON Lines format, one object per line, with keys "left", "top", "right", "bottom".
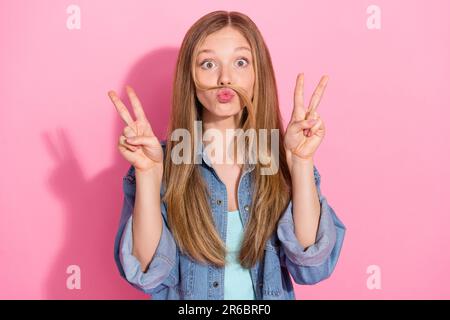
{"left": 109, "top": 10, "right": 345, "bottom": 300}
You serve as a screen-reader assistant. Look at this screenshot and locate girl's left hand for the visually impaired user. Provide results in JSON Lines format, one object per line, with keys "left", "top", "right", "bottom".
{"left": 284, "top": 73, "right": 328, "bottom": 167}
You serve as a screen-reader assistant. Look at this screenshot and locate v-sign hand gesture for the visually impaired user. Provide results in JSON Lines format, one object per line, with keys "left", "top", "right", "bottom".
{"left": 284, "top": 73, "right": 328, "bottom": 168}
{"left": 108, "top": 85, "right": 163, "bottom": 175}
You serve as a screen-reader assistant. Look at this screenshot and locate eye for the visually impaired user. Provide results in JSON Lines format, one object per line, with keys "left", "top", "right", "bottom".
{"left": 235, "top": 57, "right": 249, "bottom": 68}
{"left": 200, "top": 60, "right": 216, "bottom": 70}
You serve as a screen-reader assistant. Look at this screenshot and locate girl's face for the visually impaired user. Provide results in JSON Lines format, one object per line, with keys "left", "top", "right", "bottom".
{"left": 194, "top": 26, "right": 255, "bottom": 121}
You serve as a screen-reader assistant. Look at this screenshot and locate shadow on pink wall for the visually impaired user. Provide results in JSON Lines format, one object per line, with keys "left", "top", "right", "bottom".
{"left": 42, "top": 47, "right": 178, "bottom": 299}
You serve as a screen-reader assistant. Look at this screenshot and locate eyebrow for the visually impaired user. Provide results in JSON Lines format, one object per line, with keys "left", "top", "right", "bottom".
{"left": 197, "top": 46, "right": 251, "bottom": 55}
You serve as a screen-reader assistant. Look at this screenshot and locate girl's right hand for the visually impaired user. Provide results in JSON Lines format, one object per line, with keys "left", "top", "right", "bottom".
{"left": 108, "top": 85, "right": 164, "bottom": 175}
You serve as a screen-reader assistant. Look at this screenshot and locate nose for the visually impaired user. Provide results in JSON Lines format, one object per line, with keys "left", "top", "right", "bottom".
{"left": 218, "top": 67, "right": 232, "bottom": 86}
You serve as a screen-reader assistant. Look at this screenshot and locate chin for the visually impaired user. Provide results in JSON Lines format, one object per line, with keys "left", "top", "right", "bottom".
{"left": 211, "top": 102, "right": 241, "bottom": 116}
{"left": 214, "top": 102, "right": 239, "bottom": 110}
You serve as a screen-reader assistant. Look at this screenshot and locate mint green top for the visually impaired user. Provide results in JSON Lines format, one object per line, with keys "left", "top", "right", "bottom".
{"left": 223, "top": 210, "right": 256, "bottom": 300}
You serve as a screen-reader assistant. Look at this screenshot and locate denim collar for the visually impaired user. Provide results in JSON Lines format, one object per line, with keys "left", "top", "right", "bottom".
{"left": 194, "top": 140, "right": 256, "bottom": 174}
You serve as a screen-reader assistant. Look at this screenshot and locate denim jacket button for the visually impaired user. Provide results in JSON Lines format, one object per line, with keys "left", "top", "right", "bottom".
{"left": 244, "top": 205, "right": 250, "bottom": 211}
{"left": 213, "top": 281, "right": 219, "bottom": 288}
{"left": 216, "top": 199, "right": 222, "bottom": 205}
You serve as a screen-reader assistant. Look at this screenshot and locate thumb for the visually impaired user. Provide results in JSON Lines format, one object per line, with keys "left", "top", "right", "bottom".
{"left": 290, "top": 118, "right": 317, "bottom": 131}
{"left": 126, "top": 135, "right": 152, "bottom": 146}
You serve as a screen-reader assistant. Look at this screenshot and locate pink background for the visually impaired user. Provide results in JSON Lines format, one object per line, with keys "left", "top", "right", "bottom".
{"left": 1, "top": 0, "right": 449, "bottom": 299}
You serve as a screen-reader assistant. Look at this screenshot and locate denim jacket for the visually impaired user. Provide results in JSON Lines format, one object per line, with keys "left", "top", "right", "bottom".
{"left": 113, "top": 140, "right": 346, "bottom": 300}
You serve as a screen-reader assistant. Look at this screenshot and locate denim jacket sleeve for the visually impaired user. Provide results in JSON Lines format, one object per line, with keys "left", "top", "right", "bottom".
{"left": 277, "top": 165, "right": 346, "bottom": 285}
{"left": 113, "top": 164, "right": 179, "bottom": 294}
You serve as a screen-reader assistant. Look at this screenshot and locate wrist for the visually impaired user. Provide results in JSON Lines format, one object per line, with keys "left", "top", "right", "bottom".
{"left": 290, "top": 156, "right": 314, "bottom": 172}
{"left": 135, "top": 165, "right": 163, "bottom": 181}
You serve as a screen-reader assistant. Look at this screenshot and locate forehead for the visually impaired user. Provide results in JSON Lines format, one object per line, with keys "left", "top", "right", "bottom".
{"left": 197, "top": 27, "right": 251, "bottom": 54}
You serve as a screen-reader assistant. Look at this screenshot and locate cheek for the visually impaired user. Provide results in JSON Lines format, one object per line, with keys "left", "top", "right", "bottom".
{"left": 196, "top": 72, "right": 216, "bottom": 97}
{"left": 244, "top": 73, "right": 255, "bottom": 97}
{"left": 196, "top": 90, "right": 214, "bottom": 111}
{"left": 196, "top": 69, "right": 216, "bottom": 85}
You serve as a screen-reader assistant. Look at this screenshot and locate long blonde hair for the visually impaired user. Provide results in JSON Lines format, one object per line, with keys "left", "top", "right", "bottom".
{"left": 162, "top": 10, "right": 292, "bottom": 269}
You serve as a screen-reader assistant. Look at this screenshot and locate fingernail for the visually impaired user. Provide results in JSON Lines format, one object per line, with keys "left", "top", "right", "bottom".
{"left": 308, "top": 119, "right": 317, "bottom": 124}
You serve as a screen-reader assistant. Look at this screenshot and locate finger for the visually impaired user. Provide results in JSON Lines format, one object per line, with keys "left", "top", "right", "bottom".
{"left": 108, "top": 90, "right": 134, "bottom": 126}
{"left": 289, "top": 118, "right": 318, "bottom": 133}
{"left": 306, "top": 75, "right": 329, "bottom": 117}
{"left": 291, "top": 73, "right": 306, "bottom": 121}
{"left": 120, "top": 135, "right": 138, "bottom": 152}
{"left": 117, "top": 142, "right": 134, "bottom": 156}
{"left": 118, "top": 135, "right": 138, "bottom": 152}
{"left": 304, "top": 111, "right": 319, "bottom": 135}
{"left": 307, "top": 117, "right": 323, "bottom": 137}
{"left": 125, "top": 85, "right": 148, "bottom": 122}
{"left": 123, "top": 126, "right": 137, "bottom": 138}
{"left": 126, "top": 135, "right": 153, "bottom": 146}
{"left": 306, "top": 110, "right": 319, "bottom": 121}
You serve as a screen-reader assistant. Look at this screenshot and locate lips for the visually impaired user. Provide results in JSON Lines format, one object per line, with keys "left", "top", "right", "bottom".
{"left": 216, "top": 88, "right": 235, "bottom": 103}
